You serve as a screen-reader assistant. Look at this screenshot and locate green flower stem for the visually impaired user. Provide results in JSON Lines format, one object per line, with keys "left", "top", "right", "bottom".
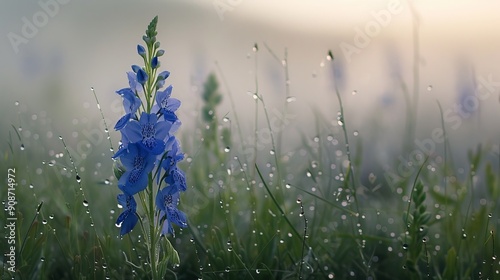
{"left": 147, "top": 173, "right": 158, "bottom": 280}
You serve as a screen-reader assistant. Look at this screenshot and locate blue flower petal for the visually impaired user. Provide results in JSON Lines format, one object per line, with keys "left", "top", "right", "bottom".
{"left": 118, "top": 210, "right": 138, "bottom": 236}
{"left": 124, "top": 121, "right": 143, "bottom": 143}
{"left": 114, "top": 113, "right": 130, "bottom": 130}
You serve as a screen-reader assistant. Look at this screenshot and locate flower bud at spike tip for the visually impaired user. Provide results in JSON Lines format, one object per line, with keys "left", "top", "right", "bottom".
{"left": 137, "top": 69, "right": 148, "bottom": 85}
{"left": 131, "top": 65, "right": 141, "bottom": 73}
{"left": 137, "top": 45, "right": 146, "bottom": 57}
{"left": 151, "top": 57, "right": 159, "bottom": 69}
{"left": 157, "top": 50, "right": 165, "bottom": 57}
{"left": 158, "top": 71, "right": 170, "bottom": 80}
{"left": 155, "top": 41, "right": 160, "bottom": 48}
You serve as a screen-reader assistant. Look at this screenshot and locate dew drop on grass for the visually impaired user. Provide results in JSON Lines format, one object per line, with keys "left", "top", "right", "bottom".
{"left": 42, "top": 219, "right": 47, "bottom": 225}
{"left": 15, "top": 101, "right": 20, "bottom": 106}
{"left": 224, "top": 147, "right": 230, "bottom": 153}
{"left": 256, "top": 269, "right": 260, "bottom": 274}
{"left": 76, "top": 175, "right": 81, "bottom": 183}
{"left": 352, "top": 90, "right": 357, "bottom": 95}
{"left": 29, "top": 184, "right": 34, "bottom": 189}
{"left": 270, "top": 150, "right": 275, "bottom": 155}
{"left": 353, "top": 130, "right": 359, "bottom": 136}
{"left": 49, "top": 214, "right": 54, "bottom": 219}
{"left": 225, "top": 267, "right": 230, "bottom": 273}
{"left": 285, "top": 183, "right": 291, "bottom": 189}
{"left": 83, "top": 200, "right": 89, "bottom": 207}
{"left": 20, "top": 144, "right": 25, "bottom": 151}
{"left": 427, "top": 85, "right": 433, "bottom": 91}
{"left": 286, "top": 96, "right": 296, "bottom": 103}
{"left": 402, "top": 243, "right": 409, "bottom": 250}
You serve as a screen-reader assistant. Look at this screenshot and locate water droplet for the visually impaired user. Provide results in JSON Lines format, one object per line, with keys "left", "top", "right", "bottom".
{"left": 40, "top": 257, "right": 45, "bottom": 262}
{"left": 296, "top": 198, "right": 302, "bottom": 204}
{"left": 286, "top": 96, "right": 296, "bottom": 103}
{"left": 14, "top": 101, "right": 20, "bottom": 106}
{"left": 255, "top": 269, "right": 260, "bottom": 274}
{"left": 402, "top": 243, "right": 409, "bottom": 250}
{"left": 20, "top": 144, "right": 25, "bottom": 151}
{"left": 29, "top": 184, "right": 34, "bottom": 189}
{"left": 224, "top": 147, "right": 230, "bottom": 153}
{"left": 270, "top": 150, "right": 275, "bottom": 155}
{"left": 223, "top": 117, "right": 229, "bottom": 122}
{"left": 252, "top": 94, "right": 258, "bottom": 100}
{"left": 488, "top": 213, "right": 493, "bottom": 218}
{"left": 42, "top": 219, "right": 47, "bottom": 225}
{"left": 352, "top": 90, "right": 357, "bottom": 95}
{"left": 327, "top": 51, "right": 333, "bottom": 61}
{"left": 353, "top": 130, "right": 359, "bottom": 136}
{"left": 104, "top": 179, "right": 110, "bottom": 185}
{"left": 59, "top": 136, "right": 63, "bottom": 140}
{"left": 427, "top": 85, "right": 433, "bottom": 91}
{"left": 76, "top": 175, "right": 81, "bottom": 183}
{"left": 225, "top": 267, "right": 230, "bottom": 273}
{"left": 83, "top": 200, "right": 89, "bottom": 207}
{"left": 285, "top": 183, "right": 291, "bottom": 189}
{"left": 49, "top": 214, "right": 54, "bottom": 219}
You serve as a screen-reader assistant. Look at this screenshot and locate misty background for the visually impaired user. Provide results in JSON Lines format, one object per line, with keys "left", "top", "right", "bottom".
{"left": 2, "top": 0, "right": 500, "bottom": 171}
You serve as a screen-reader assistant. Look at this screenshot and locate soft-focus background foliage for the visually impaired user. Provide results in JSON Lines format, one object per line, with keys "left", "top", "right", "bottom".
{"left": 2, "top": 1, "right": 500, "bottom": 279}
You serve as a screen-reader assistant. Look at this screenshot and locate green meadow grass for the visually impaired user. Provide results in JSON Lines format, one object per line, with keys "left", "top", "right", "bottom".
{"left": 2, "top": 50, "right": 500, "bottom": 280}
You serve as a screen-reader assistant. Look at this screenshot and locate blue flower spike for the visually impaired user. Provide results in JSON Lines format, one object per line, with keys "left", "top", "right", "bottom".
{"left": 112, "top": 16, "right": 188, "bottom": 238}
